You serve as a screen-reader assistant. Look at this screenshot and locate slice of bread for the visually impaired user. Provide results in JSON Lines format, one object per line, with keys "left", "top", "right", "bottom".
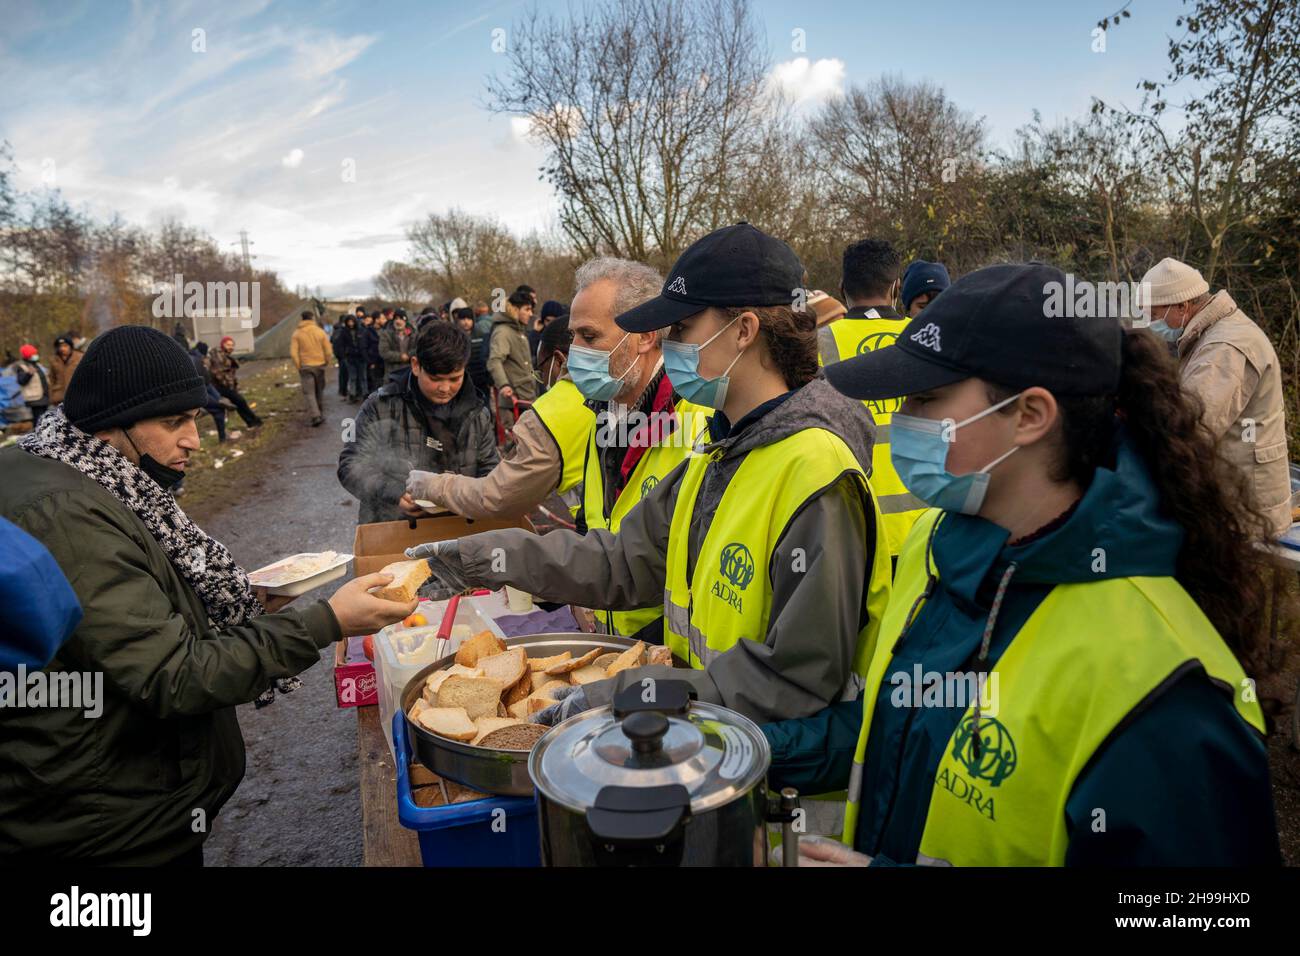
{"left": 507, "top": 698, "right": 532, "bottom": 720}
{"left": 605, "top": 641, "right": 646, "bottom": 678}
{"left": 423, "top": 664, "right": 484, "bottom": 702}
{"left": 408, "top": 761, "right": 439, "bottom": 787}
{"left": 647, "top": 644, "right": 673, "bottom": 667}
{"left": 592, "top": 652, "right": 620, "bottom": 671}
{"left": 571, "top": 664, "right": 608, "bottom": 685}
{"left": 436, "top": 675, "right": 506, "bottom": 720}
{"left": 370, "top": 559, "right": 432, "bottom": 603}
{"left": 529, "top": 670, "right": 553, "bottom": 693}
{"left": 538, "top": 680, "right": 570, "bottom": 698}
{"left": 526, "top": 695, "right": 559, "bottom": 715}
{"left": 544, "top": 647, "right": 601, "bottom": 675}
{"left": 470, "top": 716, "right": 527, "bottom": 746}
{"left": 455, "top": 630, "right": 507, "bottom": 667}
{"left": 504, "top": 669, "right": 535, "bottom": 706}
{"left": 478, "top": 648, "right": 528, "bottom": 689}
{"left": 527, "top": 651, "right": 572, "bottom": 672}
{"left": 476, "top": 722, "right": 548, "bottom": 751}
{"left": 415, "top": 706, "right": 476, "bottom": 741}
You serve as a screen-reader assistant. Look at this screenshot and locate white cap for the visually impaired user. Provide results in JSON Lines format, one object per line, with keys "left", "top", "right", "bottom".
{"left": 1139, "top": 257, "right": 1209, "bottom": 307}
{"left": 448, "top": 297, "right": 469, "bottom": 312}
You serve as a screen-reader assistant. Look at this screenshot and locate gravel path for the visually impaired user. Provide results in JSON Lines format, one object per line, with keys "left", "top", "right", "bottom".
{"left": 191, "top": 365, "right": 366, "bottom": 866}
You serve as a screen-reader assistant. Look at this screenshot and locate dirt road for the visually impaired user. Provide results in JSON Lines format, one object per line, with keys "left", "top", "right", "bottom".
{"left": 189, "top": 364, "right": 366, "bottom": 866}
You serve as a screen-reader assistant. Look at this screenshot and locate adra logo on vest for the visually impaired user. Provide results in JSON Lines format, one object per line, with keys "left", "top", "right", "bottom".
{"left": 856, "top": 330, "right": 899, "bottom": 355}
{"left": 934, "top": 715, "right": 1018, "bottom": 822}
{"left": 712, "top": 542, "right": 755, "bottom": 613}
{"left": 640, "top": 474, "right": 659, "bottom": 497}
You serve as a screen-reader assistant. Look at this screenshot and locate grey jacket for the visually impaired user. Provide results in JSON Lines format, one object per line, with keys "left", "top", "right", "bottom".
{"left": 338, "top": 369, "right": 499, "bottom": 524}
{"left": 378, "top": 326, "right": 412, "bottom": 377}
{"left": 454, "top": 375, "right": 881, "bottom": 724}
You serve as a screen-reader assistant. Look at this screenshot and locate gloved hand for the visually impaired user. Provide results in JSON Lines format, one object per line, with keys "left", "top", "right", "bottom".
{"left": 404, "top": 539, "right": 469, "bottom": 596}
{"left": 527, "top": 685, "right": 590, "bottom": 726}
{"left": 404, "top": 470, "right": 441, "bottom": 508}
{"left": 772, "top": 834, "right": 873, "bottom": 868}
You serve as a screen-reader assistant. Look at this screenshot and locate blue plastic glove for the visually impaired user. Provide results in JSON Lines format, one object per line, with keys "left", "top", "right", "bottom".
{"left": 527, "top": 685, "right": 589, "bottom": 726}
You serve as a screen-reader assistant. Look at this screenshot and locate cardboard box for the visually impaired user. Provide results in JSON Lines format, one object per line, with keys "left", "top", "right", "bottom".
{"left": 334, "top": 635, "right": 378, "bottom": 708}
{"left": 352, "top": 513, "right": 531, "bottom": 576}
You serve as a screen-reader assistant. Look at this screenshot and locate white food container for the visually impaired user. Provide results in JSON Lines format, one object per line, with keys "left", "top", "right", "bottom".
{"left": 373, "top": 595, "right": 506, "bottom": 760}
{"left": 248, "top": 552, "right": 353, "bottom": 597}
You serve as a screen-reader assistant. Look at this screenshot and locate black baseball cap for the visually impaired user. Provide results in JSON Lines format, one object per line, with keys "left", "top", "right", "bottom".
{"left": 616, "top": 223, "right": 804, "bottom": 332}
{"left": 824, "top": 263, "right": 1123, "bottom": 400}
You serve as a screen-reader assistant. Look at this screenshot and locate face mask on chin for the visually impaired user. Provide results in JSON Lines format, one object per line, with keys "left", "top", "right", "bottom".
{"left": 124, "top": 426, "right": 185, "bottom": 490}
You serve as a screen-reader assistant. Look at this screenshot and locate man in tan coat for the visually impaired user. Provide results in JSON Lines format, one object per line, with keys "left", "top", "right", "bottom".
{"left": 47, "top": 336, "right": 82, "bottom": 405}
{"left": 289, "top": 311, "right": 333, "bottom": 427}
{"left": 1141, "top": 257, "right": 1292, "bottom": 536}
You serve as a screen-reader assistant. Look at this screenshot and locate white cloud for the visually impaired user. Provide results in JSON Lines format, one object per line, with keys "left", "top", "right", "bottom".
{"left": 281, "top": 148, "right": 305, "bottom": 168}
{"left": 768, "top": 57, "right": 846, "bottom": 108}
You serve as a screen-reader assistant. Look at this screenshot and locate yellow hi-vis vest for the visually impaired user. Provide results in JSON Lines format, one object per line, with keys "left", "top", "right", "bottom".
{"left": 529, "top": 378, "right": 593, "bottom": 496}
{"left": 818, "top": 315, "right": 925, "bottom": 557}
{"left": 581, "top": 398, "right": 709, "bottom": 637}
{"left": 663, "top": 427, "right": 892, "bottom": 682}
{"left": 842, "top": 509, "right": 1266, "bottom": 865}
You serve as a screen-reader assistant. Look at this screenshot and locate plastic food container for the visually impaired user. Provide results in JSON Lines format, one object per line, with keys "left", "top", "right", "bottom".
{"left": 374, "top": 595, "right": 506, "bottom": 760}
{"left": 394, "top": 714, "right": 541, "bottom": 867}
{"left": 248, "top": 551, "right": 353, "bottom": 597}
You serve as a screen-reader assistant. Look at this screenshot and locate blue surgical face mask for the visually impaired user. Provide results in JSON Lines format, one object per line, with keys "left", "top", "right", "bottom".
{"left": 567, "top": 333, "right": 639, "bottom": 402}
{"left": 662, "top": 316, "right": 744, "bottom": 410}
{"left": 890, "top": 391, "right": 1023, "bottom": 515}
{"left": 1147, "top": 319, "right": 1182, "bottom": 343}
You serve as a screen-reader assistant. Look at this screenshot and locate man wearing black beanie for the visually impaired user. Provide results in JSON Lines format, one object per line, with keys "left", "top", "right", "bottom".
{"left": 0, "top": 325, "right": 415, "bottom": 865}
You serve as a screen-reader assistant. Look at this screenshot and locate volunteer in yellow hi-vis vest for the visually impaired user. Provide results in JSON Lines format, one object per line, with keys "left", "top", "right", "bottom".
{"left": 407, "top": 229, "right": 893, "bottom": 733}
{"left": 405, "top": 315, "right": 594, "bottom": 519}
{"left": 815, "top": 241, "right": 938, "bottom": 557}
{"left": 759, "top": 263, "right": 1280, "bottom": 867}
{"left": 578, "top": 390, "right": 708, "bottom": 639}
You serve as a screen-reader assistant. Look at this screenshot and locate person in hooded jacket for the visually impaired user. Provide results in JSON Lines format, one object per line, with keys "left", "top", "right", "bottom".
{"left": 338, "top": 322, "right": 499, "bottom": 525}
{"left": 764, "top": 263, "right": 1281, "bottom": 867}
{"left": 407, "top": 224, "right": 893, "bottom": 728}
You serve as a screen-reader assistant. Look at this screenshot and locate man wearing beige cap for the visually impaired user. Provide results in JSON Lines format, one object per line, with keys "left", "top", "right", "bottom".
{"left": 1140, "top": 256, "right": 1291, "bottom": 535}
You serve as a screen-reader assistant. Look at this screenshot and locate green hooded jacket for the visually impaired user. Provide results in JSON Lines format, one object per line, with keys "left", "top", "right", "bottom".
{"left": 0, "top": 447, "right": 341, "bottom": 865}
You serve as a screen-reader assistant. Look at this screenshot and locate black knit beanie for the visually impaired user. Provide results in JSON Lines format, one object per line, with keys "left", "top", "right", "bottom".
{"left": 63, "top": 325, "right": 208, "bottom": 433}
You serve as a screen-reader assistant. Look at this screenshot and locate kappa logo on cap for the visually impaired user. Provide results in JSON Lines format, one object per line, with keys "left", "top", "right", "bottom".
{"left": 666, "top": 276, "right": 687, "bottom": 295}
{"left": 910, "top": 322, "right": 942, "bottom": 352}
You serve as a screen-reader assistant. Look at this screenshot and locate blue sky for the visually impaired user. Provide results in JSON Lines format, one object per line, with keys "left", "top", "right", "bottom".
{"left": 0, "top": 0, "right": 1190, "bottom": 294}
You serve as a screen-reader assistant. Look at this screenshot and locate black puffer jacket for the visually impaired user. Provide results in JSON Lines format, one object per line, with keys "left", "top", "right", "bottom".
{"left": 337, "top": 368, "right": 499, "bottom": 524}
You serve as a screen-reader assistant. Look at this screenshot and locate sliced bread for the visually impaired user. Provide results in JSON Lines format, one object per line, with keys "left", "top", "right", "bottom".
{"left": 470, "top": 716, "right": 527, "bottom": 746}
{"left": 476, "top": 722, "right": 548, "bottom": 751}
{"left": 478, "top": 648, "right": 528, "bottom": 689}
{"left": 370, "top": 559, "right": 432, "bottom": 603}
{"left": 423, "top": 664, "right": 484, "bottom": 702}
{"left": 436, "top": 675, "right": 506, "bottom": 720}
{"left": 647, "top": 644, "right": 673, "bottom": 667}
{"left": 570, "top": 664, "right": 608, "bottom": 685}
{"left": 455, "top": 629, "right": 507, "bottom": 667}
{"left": 544, "top": 647, "right": 602, "bottom": 675}
{"left": 605, "top": 641, "right": 646, "bottom": 677}
{"left": 527, "top": 651, "right": 572, "bottom": 672}
{"left": 415, "top": 706, "right": 476, "bottom": 742}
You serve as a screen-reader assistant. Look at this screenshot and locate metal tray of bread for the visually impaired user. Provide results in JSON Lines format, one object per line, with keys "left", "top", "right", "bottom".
{"left": 401, "top": 632, "right": 637, "bottom": 796}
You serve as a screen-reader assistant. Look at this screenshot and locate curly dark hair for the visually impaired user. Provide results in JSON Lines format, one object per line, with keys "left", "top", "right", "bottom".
{"left": 722, "top": 304, "right": 819, "bottom": 391}
{"left": 988, "top": 330, "right": 1276, "bottom": 671}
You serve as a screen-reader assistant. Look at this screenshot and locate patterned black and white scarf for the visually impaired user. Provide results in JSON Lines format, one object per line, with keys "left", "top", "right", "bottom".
{"left": 21, "top": 407, "right": 299, "bottom": 705}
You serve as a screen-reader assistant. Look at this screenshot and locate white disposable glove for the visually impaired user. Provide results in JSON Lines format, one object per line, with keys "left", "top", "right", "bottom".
{"left": 403, "top": 539, "right": 468, "bottom": 596}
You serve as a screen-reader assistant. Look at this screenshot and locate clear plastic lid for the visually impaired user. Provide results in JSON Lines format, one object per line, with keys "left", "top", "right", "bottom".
{"left": 528, "top": 694, "right": 770, "bottom": 814}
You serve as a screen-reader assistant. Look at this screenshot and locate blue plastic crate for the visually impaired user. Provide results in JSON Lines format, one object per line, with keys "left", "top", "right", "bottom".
{"left": 393, "top": 712, "right": 541, "bottom": 867}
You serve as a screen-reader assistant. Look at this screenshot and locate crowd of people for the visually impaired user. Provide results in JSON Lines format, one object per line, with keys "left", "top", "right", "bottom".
{"left": 0, "top": 221, "right": 1294, "bottom": 867}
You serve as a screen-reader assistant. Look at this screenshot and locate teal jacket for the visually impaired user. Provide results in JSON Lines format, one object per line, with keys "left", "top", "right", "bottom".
{"left": 762, "top": 428, "right": 1281, "bottom": 865}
